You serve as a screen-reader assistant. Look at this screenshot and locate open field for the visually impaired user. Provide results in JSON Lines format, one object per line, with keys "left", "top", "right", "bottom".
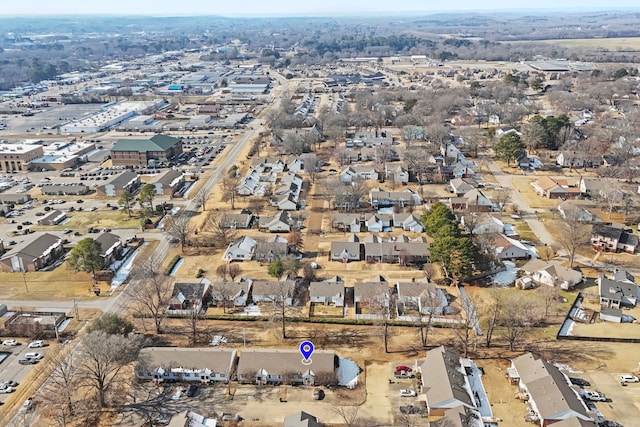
{"left": 0, "top": 263, "right": 96, "bottom": 301}
{"left": 511, "top": 37, "right": 640, "bottom": 50}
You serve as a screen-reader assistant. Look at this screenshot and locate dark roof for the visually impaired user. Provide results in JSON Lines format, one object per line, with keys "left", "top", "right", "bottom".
{"left": 94, "top": 232, "right": 121, "bottom": 256}
{"left": 101, "top": 170, "right": 139, "bottom": 189}
{"left": 592, "top": 224, "right": 623, "bottom": 241}
{"left": 1, "top": 232, "right": 61, "bottom": 261}
{"left": 284, "top": 411, "right": 324, "bottom": 427}
{"left": 112, "top": 134, "right": 180, "bottom": 153}
{"left": 172, "top": 281, "right": 208, "bottom": 301}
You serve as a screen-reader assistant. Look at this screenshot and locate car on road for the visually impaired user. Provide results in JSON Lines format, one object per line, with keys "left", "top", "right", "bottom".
{"left": 18, "top": 358, "right": 38, "bottom": 365}
{"left": 2, "top": 339, "right": 19, "bottom": 346}
{"left": 28, "top": 340, "right": 45, "bottom": 348}
{"left": 24, "top": 352, "right": 44, "bottom": 360}
{"left": 583, "top": 390, "right": 607, "bottom": 402}
{"left": 570, "top": 377, "right": 590, "bottom": 387}
{"left": 395, "top": 365, "right": 412, "bottom": 373}
{"left": 620, "top": 374, "right": 639, "bottom": 383}
{"left": 186, "top": 384, "right": 198, "bottom": 397}
{"left": 399, "top": 389, "right": 417, "bottom": 397}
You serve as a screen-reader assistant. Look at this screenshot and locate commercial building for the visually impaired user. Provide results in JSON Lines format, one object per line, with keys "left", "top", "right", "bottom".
{"left": 60, "top": 101, "right": 163, "bottom": 133}
{"left": 111, "top": 134, "right": 183, "bottom": 167}
{"left": 0, "top": 143, "right": 44, "bottom": 172}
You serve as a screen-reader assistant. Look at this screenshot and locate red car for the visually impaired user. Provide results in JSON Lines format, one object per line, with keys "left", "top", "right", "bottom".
{"left": 395, "top": 365, "right": 412, "bottom": 373}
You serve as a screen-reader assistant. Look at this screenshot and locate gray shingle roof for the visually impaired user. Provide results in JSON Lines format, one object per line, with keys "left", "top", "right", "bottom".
{"left": 1, "top": 232, "right": 62, "bottom": 261}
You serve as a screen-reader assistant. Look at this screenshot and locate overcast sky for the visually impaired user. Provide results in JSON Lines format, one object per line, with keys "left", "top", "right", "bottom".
{"left": 1, "top": 0, "right": 638, "bottom": 16}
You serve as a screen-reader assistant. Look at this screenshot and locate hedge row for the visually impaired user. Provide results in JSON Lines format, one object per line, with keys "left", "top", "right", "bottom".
{"left": 163, "top": 255, "right": 181, "bottom": 276}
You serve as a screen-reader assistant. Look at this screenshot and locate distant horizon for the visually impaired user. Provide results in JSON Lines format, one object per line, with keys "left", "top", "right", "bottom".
{"left": 1, "top": 1, "right": 640, "bottom": 18}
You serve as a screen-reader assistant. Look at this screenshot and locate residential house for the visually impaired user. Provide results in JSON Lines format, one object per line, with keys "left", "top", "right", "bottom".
{"left": 385, "top": 164, "right": 409, "bottom": 184}
{"left": 37, "top": 209, "right": 67, "bottom": 226}
{"left": 95, "top": 232, "right": 123, "bottom": 265}
{"left": 369, "top": 188, "right": 420, "bottom": 208}
{"left": 220, "top": 213, "right": 254, "bottom": 229}
{"left": 332, "top": 213, "right": 362, "bottom": 233}
{"left": 136, "top": 347, "right": 237, "bottom": 383}
{"left": 448, "top": 177, "right": 477, "bottom": 196}
{"left": 396, "top": 280, "right": 448, "bottom": 315}
{"left": 364, "top": 235, "right": 429, "bottom": 265}
{"left": 96, "top": 170, "right": 140, "bottom": 197}
{"left": 519, "top": 259, "right": 583, "bottom": 290}
{"left": 557, "top": 201, "right": 595, "bottom": 223}
{"left": 41, "top": 183, "right": 90, "bottom": 196}
{"left": 557, "top": 151, "right": 601, "bottom": 168}
{"left": 254, "top": 236, "right": 288, "bottom": 262}
{"left": 310, "top": 279, "right": 345, "bottom": 307}
{"left": 578, "top": 177, "right": 606, "bottom": 197}
{"left": 339, "top": 165, "right": 378, "bottom": 183}
{"left": 210, "top": 280, "right": 252, "bottom": 307}
{"left": 355, "top": 280, "right": 390, "bottom": 319}
{"left": 259, "top": 211, "right": 292, "bottom": 233}
{"left": 418, "top": 346, "right": 491, "bottom": 426}
{"left": 509, "top": 353, "right": 595, "bottom": 427}
{"left": 236, "top": 168, "right": 262, "bottom": 196}
{"left": 272, "top": 194, "right": 298, "bottom": 211}
{"left": 284, "top": 411, "right": 324, "bottom": 427}
{"left": 461, "top": 213, "right": 504, "bottom": 235}
{"left": 249, "top": 280, "right": 295, "bottom": 305}
{"left": 591, "top": 224, "right": 638, "bottom": 254}
{"left": 330, "top": 235, "right": 363, "bottom": 262}
{"left": 147, "top": 169, "right": 184, "bottom": 196}
{"left": 0, "top": 232, "right": 64, "bottom": 272}
{"left": 167, "top": 279, "right": 212, "bottom": 314}
{"left": 364, "top": 213, "right": 392, "bottom": 232}
{"left": 531, "top": 177, "right": 580, "bottom": 199}
{"left": 236, "top": 349, "right": 338, "bottom": 385}
{"left": 492, "top": 234, "right": 533, "bottom": 260}
{"left": 598, "top": 270, "right": 638, "bottom": 309}
{"left": 222, "top": 236, "right": 257, "bottom": 262}
{"left": 449, "top": 189, "right": 493, "bottom": 212}
{"left": 251, "top": 157, "right": 285, "bottom": 173}
{"left": 392, "top": 213, "right": 424, "bottom": 233}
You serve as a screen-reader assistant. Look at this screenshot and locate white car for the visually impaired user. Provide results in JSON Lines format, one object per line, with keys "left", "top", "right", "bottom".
{"left": 24, "top": 352, "right": 44, "bottom": 360}
{"left": 620, "top": 374, "right": 640, "bottom": 383}
{"left": 0, "top": 386, "right": 14, "bottom": 393}
{"left": 2, "top": 339, "right": 19, "bottom": 346}
{"left": 28, "top": 340, "right": 44, "bottom": 348}
{"left": 583, "top": 390, "right": 607, "bottom": 402}
{"left": 399, "top": 389, "right": 417, "bottom": 397}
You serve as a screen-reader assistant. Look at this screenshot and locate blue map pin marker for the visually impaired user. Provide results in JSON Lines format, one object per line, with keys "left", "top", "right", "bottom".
{"left": 299, "top": 340, "right": 314, "bottom": 365}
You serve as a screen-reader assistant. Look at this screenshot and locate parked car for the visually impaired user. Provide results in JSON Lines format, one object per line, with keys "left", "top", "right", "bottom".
{"left": 399, "top": 389, "right": 417, "bottom": 397}
{"left": 0, "top": 386, "right": 14, "bottom": 393}
{"left": 570, "top": 377, "right": 590, "bottom": 387}
{"left": 24, "top": 352, "right": 44, "bottom": 360}
{"left": 19, "top": 397, "right": 33, "bottom": 413}
{"left": 395, "top": 365, "right": 413, "bottom": 373}
{"left": 186, "top": 385, "right": 198, "bottom": 397}
{"left": 18, "top": 359, "right": 38, "bottom": 365}
{"left": 620, "top": 375, "right": 639, "bottom": 383}
{"left": 28, "top": 340, "right": 44, "bottom": 348}
{"left": 2, "top": 381, "right": 19, "bottom": 388}
{"left": 584, "top": 390, "right": 607, "bottom": 402}
{"left": 2, "top": 340, "right": 19, "bottom": 346}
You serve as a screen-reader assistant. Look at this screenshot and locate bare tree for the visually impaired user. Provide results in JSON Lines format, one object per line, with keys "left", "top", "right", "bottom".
{"left": 211, "top": 280, "right": 238, "bottom": 314}
{"left": 38, "top": 348, "right": 80, "bottom": 427}
{"left": 129, "top": 260, "right": 173, "bottom": 334}
{"left": 302, "top": 153, "right": 319, "bottom": 183}
{"left": 216, "top": 264, "right": 229, "bottom": 281}
{"left": 316, "top": 178, "right": 339, "bottom": 208}
{"left": 228, "top": 264, "right": 241, "bottom": 281}
{"left": 481, "top": 288, "right": 506, "bottom": 348}
{"left": 165, "top": 213, "right": 193, "bottom": 252}
{"left": 417, "top": 287, "right": 443, "bottom": 348}
{"left": 492, "top": 188, "right": 512, "bottom": 212}
{"left": 556, "top": 206, "right": 591, "bottom": 268}
{"left": 452, "top": 290, "right": 480, "bottom": 358}
{"left": 287, "top": 229, "right": 304, "bottom": 253}
{"left": 205, "top": 213, "right": 237, "bottom": 249}
{"left": 221, "top": 175, "right": 240, "bottom": 209}
{"left": 183, "top": 305, "right": 205, "bottom": 345}
{"left": 193, "top": 188, "right": 208, "bottom": 211}
{"left": 265, "top": 280, "right": 295, "bottom": 339}
{"left": 540, "top": 284, "right": 561, "bottom": 317}
{"left": 500, "top": 293, "right": 543, "bottom": 351}
{"left": 79, "top": 331, "right": 144, "bottom": 408}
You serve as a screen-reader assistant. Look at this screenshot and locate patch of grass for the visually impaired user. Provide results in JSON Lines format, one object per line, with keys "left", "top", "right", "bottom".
{"left": 33, "top": 210, "right": 156, "bottom": 232}
{"left": 514, "top": 221, "right": 537, "bottom": 242}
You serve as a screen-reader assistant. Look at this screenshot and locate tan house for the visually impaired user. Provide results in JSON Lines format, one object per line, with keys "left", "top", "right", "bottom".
{"left": 236, "top": 349, "right": 338, "bottom": 386}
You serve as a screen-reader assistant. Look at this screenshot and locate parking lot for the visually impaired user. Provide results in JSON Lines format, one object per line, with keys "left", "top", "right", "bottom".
{"left": 0, "top": 340, "right": 49, "bottom": 405}
{"left": 582, "top": 370, "right": 640, "bottom": 426}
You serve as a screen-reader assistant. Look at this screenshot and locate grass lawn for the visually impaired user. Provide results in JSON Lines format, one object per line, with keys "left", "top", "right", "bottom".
{"left": 0, "top": 262, "right": 99, "bottom": 301}
{"left": 32, "top": 210, "right": 157, "bottom": 232}
{"left": 514, "top": 221, "right": 537, "bottom": 242}
{"left": 312, "top": 304, "right": 344, "bottom": 317}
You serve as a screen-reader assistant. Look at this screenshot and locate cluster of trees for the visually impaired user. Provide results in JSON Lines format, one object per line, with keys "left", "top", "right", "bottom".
{"left": 421, "top": 203, "right": 476, "bottom": 282}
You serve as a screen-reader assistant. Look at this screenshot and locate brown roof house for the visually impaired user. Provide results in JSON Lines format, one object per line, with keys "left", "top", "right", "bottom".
{"left": 531, "top": 177, "right": 580, "bottom": 199}
{"left": 136, "top": 347, "right": 237, "bottom": 384}
{"left": 0, "top": 232, "right": 64, "bottom": 272}
{"left": 509, "top": 353, "right": 595, "bottom": 426}
{"left": 167, "top": 279, "right": 212, "bottom": 315}
{"left": 237, "top": 349, "right": 338, "bottom": 386}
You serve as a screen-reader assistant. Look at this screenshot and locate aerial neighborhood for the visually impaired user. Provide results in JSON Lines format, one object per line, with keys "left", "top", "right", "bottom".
{"left": 0, "top": 7, "right": 639, "bottom": 427}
